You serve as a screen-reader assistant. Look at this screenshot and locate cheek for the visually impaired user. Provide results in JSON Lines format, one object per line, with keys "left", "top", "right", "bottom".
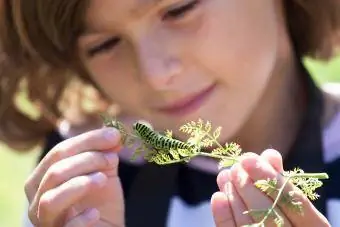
{"left": 86, "top": 59, "right": 144, "bottom": 109}
{"left": 192, "top": 0, "right": 278, "bottom": 93}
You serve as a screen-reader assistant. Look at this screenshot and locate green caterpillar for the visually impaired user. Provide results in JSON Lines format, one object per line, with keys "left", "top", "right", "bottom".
{"left": 133, "top": 121, "right": 194, "bottom": 151}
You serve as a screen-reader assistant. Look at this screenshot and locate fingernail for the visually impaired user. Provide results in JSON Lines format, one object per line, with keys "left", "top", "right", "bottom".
{"left": 236, "top": 167, "right": 248, "bottom": 186}
{"left": 104, "top": 128, "right": 119, "bottom": 141}
{"left": 241, "top": 157, "right": 259, "bottom": 172}
{"left": 211, "top": 192, "right": 231, "bottom": 218}
{"left": 104, "top": 152, "right": 118, "bottom": 165}
{"left": 217, "top": 170, "right": 230, "bottom": 190}
{"left": 85, "top": 208, "right": 100, "bottom": 220}
{"left": 90, "top": 172, "right": 107, "bottom": 187}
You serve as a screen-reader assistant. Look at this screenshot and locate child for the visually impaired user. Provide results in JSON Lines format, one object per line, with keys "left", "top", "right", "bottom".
{"left": 1, "top": 0, "right": 340, "bottom": 226}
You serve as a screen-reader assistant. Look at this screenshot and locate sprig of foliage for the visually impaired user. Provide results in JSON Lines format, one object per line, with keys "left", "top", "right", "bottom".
{"left": 244, "top": 170, "right": 328, "bottom": 227}
{"left": 101, "top": 114, "right": 329, "bottom": 227}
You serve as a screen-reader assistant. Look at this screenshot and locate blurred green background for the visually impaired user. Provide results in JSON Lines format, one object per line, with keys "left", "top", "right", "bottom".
{"left": 0, "top": 56, "right": 339, "bottom": 227}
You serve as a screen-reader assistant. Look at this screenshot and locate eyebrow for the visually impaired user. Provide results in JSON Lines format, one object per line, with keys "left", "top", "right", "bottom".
{"left": 81, "top": 0, "right": 165, "bottom": 36}
{"left": 129, "top": 0, "right": 165, "bottom": 17}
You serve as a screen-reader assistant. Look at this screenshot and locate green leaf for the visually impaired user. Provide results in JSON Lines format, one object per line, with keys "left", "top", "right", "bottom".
{"left": 169, "top": 148, "right": 180, "bottom": 160}
{"left": 213, "top": 127, "right": 222, "bottom": 139}
{"left": 204, "top": 121, "right": 212, "bottom": 132}
{"left": 218, "top": 158, "right": 236, "bottom": 169}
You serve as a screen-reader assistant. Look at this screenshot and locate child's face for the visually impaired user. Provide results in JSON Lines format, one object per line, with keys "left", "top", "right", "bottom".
{"left": 78, "top": 0, "right": 282, "bottom": 142}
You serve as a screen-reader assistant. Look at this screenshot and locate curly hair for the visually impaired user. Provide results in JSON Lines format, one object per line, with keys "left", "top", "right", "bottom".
{"left": 0, "top": 0, "right": 340, "bottom": 151}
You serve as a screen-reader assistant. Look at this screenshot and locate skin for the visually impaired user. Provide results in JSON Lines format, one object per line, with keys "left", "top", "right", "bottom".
{"left": 24, "top": 0, "right": 331, "bottom": 226}
{"left": 77, "top": 0, "right": 301, "bottom": 153}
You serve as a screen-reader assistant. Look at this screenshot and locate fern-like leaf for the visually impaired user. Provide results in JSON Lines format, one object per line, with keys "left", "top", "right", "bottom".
{"left": 169, "top": 148, "right": 181, "bottom": 160}
{"left": 243, "top": 208, "right": 284, "bottom": 227}
{"left": 204, "top": 120, "right": 212, "bottom": 132}
{"left": 165, "top": 130, "right": 173, "bottom": 138}
{"left": 254, "top": 178, "right": 304, "bottom": 214}
{"left": 254, "top": 178, "right": 278, "bottom": 196}
{"left": 180, "top": 119, "right": 209, "bottom": 135}
{"left": 100, "top": 113, "right": 132, "bottom": 145}
{"left": 177, "top": 148, "right": 195, "bottom": 157}
{"left": 272, "top": 209, "right": 284, "bottom": 227}
{"left": 201, "top": 138, "right": 214, "bottom": 147}
{"left": 211, "top": 147, "right": 224, "bottom": 155}
{"left": 213, "top": 127, "right": 222, "bottom": 139}
{"left": 283, "top": 168, "right": 324, "bottom": 201}
{"left": 224, "top": 142, "right": 243, "bottom": 157}
{"left": 151, "top": 150, "right": 174, "bottom": 165}
{"left": 100, "top": 114, "right": 330, "bottom": 227}
{"left": 280, "top": 191, "right": 303, "bottom": 214}
{"left": 243, "top": 209, "right": 278, "bottom": 223}
{"left": 218, "top": 158, "right": 237, "bottom": 169}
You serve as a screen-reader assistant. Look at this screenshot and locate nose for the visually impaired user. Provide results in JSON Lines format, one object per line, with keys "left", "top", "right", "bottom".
{"left": 134, "top": 35, "right": 182, "bottom": 90}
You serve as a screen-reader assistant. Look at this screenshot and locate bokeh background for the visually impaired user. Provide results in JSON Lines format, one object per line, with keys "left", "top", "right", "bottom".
{"left": 0, "top": 56, "right": 340, "bottom": 227}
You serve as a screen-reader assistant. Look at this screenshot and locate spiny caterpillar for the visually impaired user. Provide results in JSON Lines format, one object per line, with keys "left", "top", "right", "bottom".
{"left": 133, "top": 120, "right": 195, "bottom": 151}
{"left": 102, "top": 115, "right": 329, "bottom": 227}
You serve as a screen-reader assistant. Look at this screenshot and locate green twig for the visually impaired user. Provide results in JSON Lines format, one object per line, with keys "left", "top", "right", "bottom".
{"left": 101, "top": 114, "right": 329, "bottom": 227}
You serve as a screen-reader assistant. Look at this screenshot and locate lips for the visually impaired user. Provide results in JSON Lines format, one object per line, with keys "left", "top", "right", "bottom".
{"left": 156, "top": 83, "right": 217, "bottom": 116}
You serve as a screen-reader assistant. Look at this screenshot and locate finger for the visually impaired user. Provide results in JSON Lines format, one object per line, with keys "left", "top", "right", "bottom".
{"left": 30, "top": 150, "right": 118, "bottom": 224}
{"left": 216, "top": 153, "right": 253, "bottom": 191}
{"left": 40, "top": 151, "right": 118, "bottom": 191}
{"left": 217, "top": 169, "right": 230, "bottom": 191}
{"left": 41, "top": 150, "right": 118, "bottom": 189}
{"left": 223, "top": 170, "right": 254, "bottom": 226}
{"left": 211, "top": 192, "right": 236, "bottom": 227}
{"left": 64, "top": 208, "right": 100, "bottom": 227}
{"left": 37, "top": 172, "right": 107, "bottom": 226}
{"left": 25, "top": 128, "right": 121, "bottom": 201}
{"left": 240, "top": 153, "right": 330, "bottom": 226}
{"left": 25, "top": 128, "right": 120, "bottom": 226}
{"left": 230, "top": 161, "right": 291, "bottom": 226}
{"left": 260, "top": 149, "right": 284, "bottom": 172}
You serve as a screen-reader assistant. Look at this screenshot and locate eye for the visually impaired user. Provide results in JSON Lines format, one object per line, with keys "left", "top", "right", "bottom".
{"left": 163, "top": 0, "right": 200, "bottom": 20}
{"left": 87, "top": 37, "right": 121, "bottom": 57}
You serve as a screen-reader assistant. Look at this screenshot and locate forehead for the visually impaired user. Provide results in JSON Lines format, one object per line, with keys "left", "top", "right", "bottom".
{"left": 85, "top": 0, "right": 165, "bottom": 29}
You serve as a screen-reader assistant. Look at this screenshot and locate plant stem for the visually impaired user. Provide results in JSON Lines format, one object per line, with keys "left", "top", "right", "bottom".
{"left": 204, "top": 132, "right": 225, "bottom": 150}
{"left": 154, "top": 158, "right": 191, "bottom": 165}
{"left": 152, "top": 151, "right": 238, "bottom": 165}
{"left": 197, "top": 152, "right": 238, "bottom": 162}
{"left": 289, "top": 173, "right": 329, "bottom": 179}
{"left": 125, "top": 132, "right": 140, "bottom": 139}
{"left": 258, "top": 176, "right": 292, "bottom": 225}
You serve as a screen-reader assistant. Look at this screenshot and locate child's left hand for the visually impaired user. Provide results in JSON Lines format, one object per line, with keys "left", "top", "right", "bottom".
{"left": 211, "top": 149, "right": 331, "bottom": 227}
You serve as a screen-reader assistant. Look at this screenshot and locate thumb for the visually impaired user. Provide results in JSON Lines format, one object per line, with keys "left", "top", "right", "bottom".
{"left": 211, "top": 191, "right": 236, "bottom": 227}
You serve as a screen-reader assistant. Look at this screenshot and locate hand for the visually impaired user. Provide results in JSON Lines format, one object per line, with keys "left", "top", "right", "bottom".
{"left": 211, "top": 149, "right": 331, "bottom": 227}
{"left": 24, "top": 127, "right": 125, "bottom": 227}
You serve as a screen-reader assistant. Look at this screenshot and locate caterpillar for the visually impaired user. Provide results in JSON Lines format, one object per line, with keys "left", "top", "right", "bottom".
{"left": 133, "top": 121, "right": 194, "bottom": 151}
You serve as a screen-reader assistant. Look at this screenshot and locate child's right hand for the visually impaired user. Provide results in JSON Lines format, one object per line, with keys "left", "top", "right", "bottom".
{"left": 24, "top": 127, "right": 125, "bottom": 227}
